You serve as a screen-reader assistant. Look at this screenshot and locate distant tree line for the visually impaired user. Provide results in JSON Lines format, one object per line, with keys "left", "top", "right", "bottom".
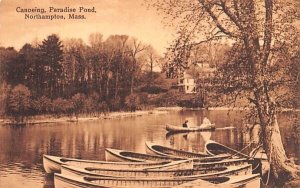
{"left": 0, "top": 33, "right": 176, "bottom": 123}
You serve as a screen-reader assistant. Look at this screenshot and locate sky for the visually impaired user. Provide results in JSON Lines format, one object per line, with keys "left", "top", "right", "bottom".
{"left": 0, "top": 0, "right": 174, "bottom": 53}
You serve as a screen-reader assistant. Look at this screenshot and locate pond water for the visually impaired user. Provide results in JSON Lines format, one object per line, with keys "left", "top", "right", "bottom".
{"left": 0, "top": 110, "right": 299, "bottom": 188}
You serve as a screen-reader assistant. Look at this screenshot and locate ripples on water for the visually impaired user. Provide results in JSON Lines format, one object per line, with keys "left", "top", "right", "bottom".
{"left": 0, "top": 110, "right": 299, "bottom": 188}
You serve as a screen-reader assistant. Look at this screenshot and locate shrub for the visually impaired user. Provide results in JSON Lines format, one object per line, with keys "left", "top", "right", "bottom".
{"left": 125, "top": 93, "right": 141, "bottom": 112}
{"left": 52, "top": 97, "right": 73, "bottom": 117}
{"left": 31, "top": 96, "right": 52, "bottom": 114}
{"left": 6, "top": 84, "right": 31, "bottom": 123}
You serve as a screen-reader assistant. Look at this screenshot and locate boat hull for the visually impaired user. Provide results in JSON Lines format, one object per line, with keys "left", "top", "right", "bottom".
{"left": 55, "top": 173, "right": 109, "bottom": 188}
{"left": 55, "top": 165, "right": 253, "bottom": 188}
{"left": 105, "top": 148, "right": 183, "bottom": 162}
{"left": 145, "top": 142, "right": 231, "bottom": 163}
{"left": 43, "top": 154, "right": 184, "bottom": 174}
{"left": 205, "top": 140, "right": 249, "bottom": 158}
{"left": 61, "top": 165, "right": 230, "bottom": 179}
{"left": 145, "top": 141, "right": 208, "bottom": 158}
{"left": 194, "top": 158, "right": 250, "bottom": 169}
{"left": 43, "top": 155, "right": 63, "bottom": 173}
{"left": 166, "top": 124, "right": 215, "bottom": 133}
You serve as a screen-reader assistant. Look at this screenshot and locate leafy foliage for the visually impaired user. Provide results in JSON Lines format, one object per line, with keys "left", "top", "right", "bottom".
{"left": 0, "top": 33, "right": 174, "bottom": 118}
{"left": 147, "top": 0, "right": 300, "bottom": 183}
{"left": 125, "top": 93, "right": 141, "bottom": 112}
{"left": 6, "top": 84, "right": 31, "bottom": 123}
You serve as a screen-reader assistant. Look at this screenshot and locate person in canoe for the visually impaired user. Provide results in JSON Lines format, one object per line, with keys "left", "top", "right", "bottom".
{"left": 200, "top": 117, "right": 214, "bottom": 129}
{"left": 202, "top": 117, "right": 211, "bottom": 125}
{"left": 182, "top": 120, "right": 189, "bottom": 128}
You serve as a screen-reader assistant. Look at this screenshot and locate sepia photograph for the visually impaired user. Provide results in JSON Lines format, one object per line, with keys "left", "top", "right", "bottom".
{"left": 0, "top": 0, "right": 299, "bottom": 187}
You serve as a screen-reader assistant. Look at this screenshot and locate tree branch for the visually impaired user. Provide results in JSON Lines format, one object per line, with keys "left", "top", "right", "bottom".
{"left": 218, "top": 1, "right": 242, "bottom": 30}
{"left": 233, "top": 0, "right": 240, "bottom": 19}
{"left": 198, "top": 0, "right": 238, "bottom": 38}
{"left": 262, "top": 0, "right": 273, "bottom": 65}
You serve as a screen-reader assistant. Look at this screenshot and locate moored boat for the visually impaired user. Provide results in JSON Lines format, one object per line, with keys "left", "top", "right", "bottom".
{"left": 250, "top": 146, "right": 270, "bottom": 175}
{"left": 43, "top": 154, "right": 187, "bottom": 174}
{"left": 193, "top": 157, "right": 260, "bottom": 174}
{"left": 105, "top": 148, "right": 183, "bottom": 162}
{"left": 145, "top": 142, "right": 231, "bottom": 162}
{"left": 205, "top": 140, "right": 250, "bottom": 158}
{"left": 193, "top": 158, "right": 249, "bottom": 169}
{"left": 166, "top": 124, "right": 215, "bottom": 133}
{"left": 55, "top": 164, "right": 253, "bottom": 188}
{"left": 145, "top": 141, "right": 208, "bottom": 157}
{"left": 204, "top": 140, "right": 266, "bottom": 174}
{"left": 60, "top": 163, "right": 251, "bottom": 179}
{"left": 61, "top": 164, "right": 221, "bottom": 178}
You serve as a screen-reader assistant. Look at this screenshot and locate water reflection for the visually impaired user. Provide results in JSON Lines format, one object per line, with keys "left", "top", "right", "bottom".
{"left": 44, "top": 174, "right": 54, "bottom": 188}
{"left": 200, "top": 131, "right": 212, "bottom": 142}
{"left": 0, "top": 110, "right": 299, "bottom": 188}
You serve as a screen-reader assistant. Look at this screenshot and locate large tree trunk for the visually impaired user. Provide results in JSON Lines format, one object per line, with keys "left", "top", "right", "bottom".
{"left": 262, "top": 115, "right": 300, "bottom": 185}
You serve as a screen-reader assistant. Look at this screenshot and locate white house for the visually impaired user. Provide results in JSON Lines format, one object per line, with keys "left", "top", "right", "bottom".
{"left": 177, "top": 72, "right": 197, "bottom": 94}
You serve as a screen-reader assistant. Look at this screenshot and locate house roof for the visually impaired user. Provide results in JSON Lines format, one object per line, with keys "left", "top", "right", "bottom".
{"left": 196, "top": 63, "right": 216, "bottom": 73}
{"left": 183, "top": 73, "right": 194, "bottom": 79}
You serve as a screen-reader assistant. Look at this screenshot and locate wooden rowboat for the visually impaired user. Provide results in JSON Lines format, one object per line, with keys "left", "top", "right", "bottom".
{"left": 105, "top": 148, "right": 253, "bottom": 172}
{"left": 54, "top": 165, "right": 253, "bottom": 188}
{"left": 205, "top": 140, "right": 250, "bottom": 158}
{"left": 61, "top": 164, "right": 251, "bottom": 178}
{"left": 250, "top": 146, "right": 270, "bottom": 175}
{"left": 204, "top": 140, "right": 266, "bottom": 174}
{"left": 61, "top": 164, "right": 236, "bottom": 178}
{"left": 193, "top": 157, "right": 262, "bottom": 174}
{"left": 43, "top": 154, "right": 188, "bottom": 174}
{"left": 194, "top": 158, "right": 249, "bottom": 169}
{"left": 166, "top": 124, "right": 215, "bottom": 133}
{"left": 105, "top": 148, "right": 184, "bottom": 162}
{"left": 145, "top": 141, "right": 208, "bottom": 157}
{"left": 145, "top": 142, "right": 231, "bottom": 162}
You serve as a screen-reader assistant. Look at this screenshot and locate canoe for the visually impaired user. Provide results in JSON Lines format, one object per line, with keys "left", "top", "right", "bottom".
{"left": 174, "top": 174, "right": 260, "bottom": 188}
{"left": 250, "top": 146, "right": 268, "bottom": 160}
{"left": 60, "top": 164, "right": 252, "bottom": 181}
{"left": 145, "top": 142, "right": 234, "bottom": 163}
{"left": 55, "top": 164, "right": 252, "bottom": 188}
{"left": 166, "top": 124, "right": 215, "bottom": 133}
{"left": 60, "top": 164, "right": 250, "bottom": 179}
{"left": 105, "top": 148, "right": 184, "bottom": 162}
{"left": 205, "top": 140, "right": 250, "bottom": 158}
{"left": 193, "top": 157, "right": 261, "bottom": 174}
{"left": 43, "top": 154, "right": 188, "bottom": 174}
{"left": 250, "top": 146, "right": 270, "bottom": 175}
{"left": 193, "top": 158, "right": 249, "bottom": 169}
{"left": 145, "top": 141, "right": 208, "bottom": 157}
{"left": 204, "top": 140, "right": 266, "bottom": 174}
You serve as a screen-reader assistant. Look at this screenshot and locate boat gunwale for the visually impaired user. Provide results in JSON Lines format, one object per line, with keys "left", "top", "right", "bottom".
{"left": 204, "top": 140, "right": 250, "bottom": 158}
{"left": 166, "top": 124, "right": 216, "bottom": 133}
{"left": 105, "top": 148, "right": 183, "bottom": 162}
{"left": 61, "top": 163, "right": 252, "bottom": 179}
{"left": 44, "top": 154, "right": 170, "bottom": 165}
{"left": 145, "top": 142, "right": 208, "bottom": 158}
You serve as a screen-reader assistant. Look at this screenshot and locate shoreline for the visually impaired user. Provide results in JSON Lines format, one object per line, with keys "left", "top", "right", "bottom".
{"left": 0, "top": 107, "right": 183, "bottom": 126}
{"left": 1, "top": 106, "right": 299, "bottom": 126}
